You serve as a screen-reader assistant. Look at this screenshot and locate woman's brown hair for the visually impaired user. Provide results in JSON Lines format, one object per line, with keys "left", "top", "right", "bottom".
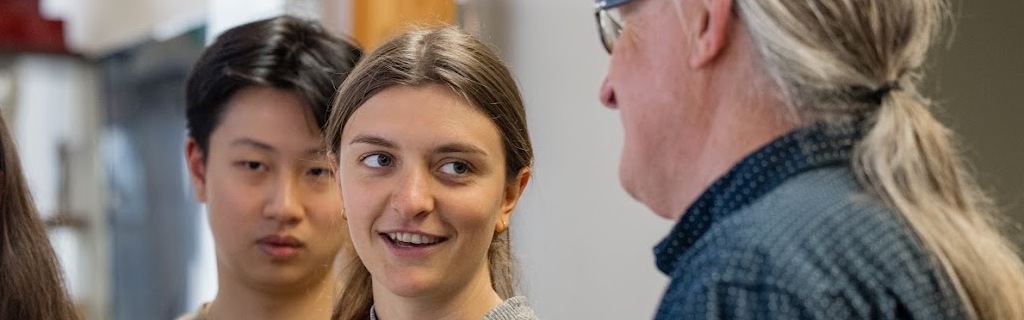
{"left": 0, "top": 112, "right": 81, "bottom": 319}
{"left": 325, "top": 26, "right": 532, "bottom": 320}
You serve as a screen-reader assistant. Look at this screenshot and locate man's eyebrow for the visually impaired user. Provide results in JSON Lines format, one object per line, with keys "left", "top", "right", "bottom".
{"left": 230, "top": 138, "right": 276, "bottom": 153}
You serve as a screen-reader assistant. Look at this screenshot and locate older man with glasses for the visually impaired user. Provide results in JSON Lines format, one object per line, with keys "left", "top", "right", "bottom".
{"left": 593, "top": 0, "right": 1022, "bottom": 319}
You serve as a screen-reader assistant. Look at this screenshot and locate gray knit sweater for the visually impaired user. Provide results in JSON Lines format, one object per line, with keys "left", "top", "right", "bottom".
{"left": 482, "top": 296, "right": 537, "bottom": 320}
{"left": 369, "top": 296, "right": 538, "bottom": 320}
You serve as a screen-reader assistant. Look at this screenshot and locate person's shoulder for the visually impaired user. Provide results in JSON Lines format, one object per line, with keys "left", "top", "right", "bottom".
{"left": 726, "top": 166, "right": 912, "bottom": 256}
{"left": 674, "top": 166, "right": 934, "bottom": 289}
{"left": 661, "top": 166, "right": 961, "bottom": 318}
{"left": 484, "top": 296, "right": 539, "bottom": 320}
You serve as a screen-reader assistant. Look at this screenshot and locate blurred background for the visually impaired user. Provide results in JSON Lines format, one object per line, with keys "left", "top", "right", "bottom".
{"left": 0, "top": 0, "right": 1020, "bottom": 319}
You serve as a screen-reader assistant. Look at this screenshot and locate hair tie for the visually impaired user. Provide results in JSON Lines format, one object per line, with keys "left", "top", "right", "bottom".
{"left": 864, "top": 82, "right": 901, "bottom": 105}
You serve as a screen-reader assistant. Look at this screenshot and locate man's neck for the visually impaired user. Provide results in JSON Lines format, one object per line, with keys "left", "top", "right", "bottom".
{"left": 208, "top": 269, "right": 339, "bottom": 320}
{"left": 665, "top": 99, "right": 796, "bottom": 219}
{"left": 656, "top": 19, "right": 799, "bottom": 220}
{"left": 373, "top": 266, "right": 502, "bottom": 320}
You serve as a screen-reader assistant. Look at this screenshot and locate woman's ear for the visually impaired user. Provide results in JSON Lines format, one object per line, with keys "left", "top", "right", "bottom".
{"left": 329, "top": 152, "right": 342, "bottom": 189}
{"left": 327, "top": 151, "right": 348, "bottom": 218}
{"left": 497, "top": 167, "right": 531, "bottom": 232}
{"left": 185, "top": 137, "right": 208, "bottom": 203}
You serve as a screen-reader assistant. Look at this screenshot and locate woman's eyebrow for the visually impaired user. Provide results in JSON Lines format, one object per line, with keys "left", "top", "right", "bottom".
{"left": 349, "top": 134, "right": 397, "bottom": 149}
{"left": 434, "top": 142, "right": 487, "bottom": 156}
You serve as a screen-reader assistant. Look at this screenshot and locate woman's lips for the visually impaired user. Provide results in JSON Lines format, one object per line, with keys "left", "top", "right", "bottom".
{"left": 383, "top": 231, "right": 446, "bottom": 246}
{"left": 378, "top": 230, "right": 449, "bottom": 258}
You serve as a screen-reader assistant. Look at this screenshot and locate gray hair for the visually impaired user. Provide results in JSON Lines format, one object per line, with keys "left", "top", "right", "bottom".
{"left": 735, "top": 0, "right": 1024, "bottom": 318}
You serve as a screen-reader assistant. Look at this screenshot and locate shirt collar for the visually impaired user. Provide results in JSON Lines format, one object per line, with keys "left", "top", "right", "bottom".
{"left": 654, "top": 123, "right": 862, "bottom": 274}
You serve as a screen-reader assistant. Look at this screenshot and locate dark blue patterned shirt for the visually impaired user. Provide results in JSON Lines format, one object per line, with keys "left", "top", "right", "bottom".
{"left": 653, "top": 124, "right": 967, "bottom": 319}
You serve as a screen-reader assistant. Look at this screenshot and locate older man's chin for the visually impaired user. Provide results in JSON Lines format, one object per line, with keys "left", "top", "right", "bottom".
{"left": 617, "top": 159, "right": 684, "bottom": 221}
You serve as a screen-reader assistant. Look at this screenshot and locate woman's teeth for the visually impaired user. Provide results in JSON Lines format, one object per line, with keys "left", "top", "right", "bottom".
{"left": 386, "top": 232, "right": 443, "bottom": 245}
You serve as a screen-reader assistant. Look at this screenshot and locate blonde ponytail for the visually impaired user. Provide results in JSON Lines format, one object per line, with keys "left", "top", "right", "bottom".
{"left": 736, "top": 0, "right": 1024, "bottom": 318}
{"left": 855, "top": 83, "right": 1024, "bottom": 319}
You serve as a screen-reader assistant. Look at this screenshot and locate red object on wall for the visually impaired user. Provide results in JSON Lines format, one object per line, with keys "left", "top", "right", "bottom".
{"left": 0, "top": 0, "right": 68, "bottom": 54}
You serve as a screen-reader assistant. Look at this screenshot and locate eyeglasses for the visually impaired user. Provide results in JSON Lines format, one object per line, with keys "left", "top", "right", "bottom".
{"left": 594, "top": 0, "right": 632, "bottom": 54}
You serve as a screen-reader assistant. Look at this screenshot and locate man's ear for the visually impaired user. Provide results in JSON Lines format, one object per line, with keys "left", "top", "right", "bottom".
{"left": 690, "top": 0, "right": 736, "bottom": 68}
{"left": 497, "top": 167, "right": 532, "bottom": 232}
{"left": 185, "top": 137, "right": 209, "bottom": 203}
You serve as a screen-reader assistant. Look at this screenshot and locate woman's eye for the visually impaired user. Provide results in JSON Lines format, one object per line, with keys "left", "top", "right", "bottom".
{"left": 361, "top": 154, "right": 392, "bottom": 168}
{"left": 439, "top": 161, "right": 471, "bottom": 175}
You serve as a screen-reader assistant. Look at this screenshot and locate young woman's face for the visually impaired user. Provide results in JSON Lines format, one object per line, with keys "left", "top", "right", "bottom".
{"left": 337, "top": 85, "right": 527, "bottom": 298}
{"left": 186, "top": 86, "right": 346, "bottom": 289}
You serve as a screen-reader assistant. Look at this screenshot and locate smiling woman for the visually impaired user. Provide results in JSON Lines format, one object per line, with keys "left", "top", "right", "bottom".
{"left": 325, "top": 27, "right": 536, "bottom": 320}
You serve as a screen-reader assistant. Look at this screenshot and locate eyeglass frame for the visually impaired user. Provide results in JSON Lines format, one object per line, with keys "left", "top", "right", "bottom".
{"left": 594, "top": 0, "right": 633, "bottom": 54}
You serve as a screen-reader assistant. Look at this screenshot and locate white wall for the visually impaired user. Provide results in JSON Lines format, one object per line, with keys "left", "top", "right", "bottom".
{"left": 206, "top": 0, "right": 288, "bottom": 43}
{"left": 43, "top": 0, "right": 206, "bottom": 56}
{"left": 494, "top": 1, "right": 675, "bottom": 318}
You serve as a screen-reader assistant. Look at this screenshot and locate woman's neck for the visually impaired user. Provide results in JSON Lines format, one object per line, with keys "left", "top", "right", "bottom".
{"left": 373, "top": 266, "right": 502, "bottom": 320}
{"left": 208, "top": 268, "right": 340, "bottom": 320}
